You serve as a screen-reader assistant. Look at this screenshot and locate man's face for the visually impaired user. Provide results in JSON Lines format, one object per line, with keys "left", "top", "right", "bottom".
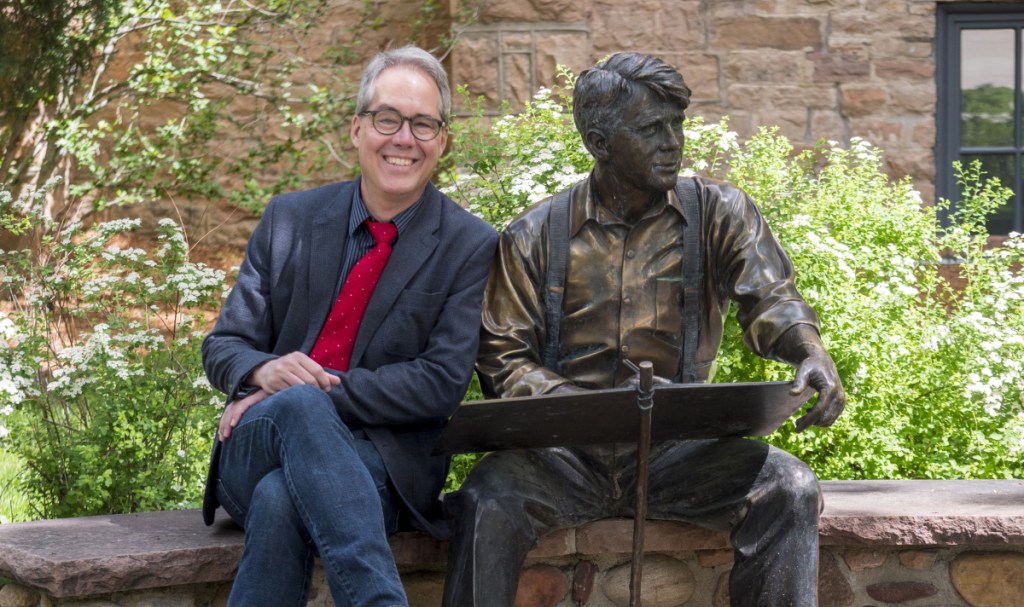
{"left": 601, "top": 86, "right": 685, "bottom": 195}
{"left": 351, "top": 66, "right": 448, "bottom": 210}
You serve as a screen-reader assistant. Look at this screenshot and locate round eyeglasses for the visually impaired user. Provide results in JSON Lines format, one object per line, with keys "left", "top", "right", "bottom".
{"left": 359, "top": 109, "right": 446, "bottom": 141}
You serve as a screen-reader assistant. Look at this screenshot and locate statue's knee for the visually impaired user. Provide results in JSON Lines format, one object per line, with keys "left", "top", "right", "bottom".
{"left": 449, "top": 483, "right": 527, "bottom": 531}
{"left": 773, "top": 454, "right": 820, "bottom": 508}
{"left": 449, "top": 481, "right": 498, "bottom": 515}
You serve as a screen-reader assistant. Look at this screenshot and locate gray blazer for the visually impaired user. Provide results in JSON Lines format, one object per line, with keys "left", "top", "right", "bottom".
{"left": 201, "top": 179, "right": 497, "bottom": 538}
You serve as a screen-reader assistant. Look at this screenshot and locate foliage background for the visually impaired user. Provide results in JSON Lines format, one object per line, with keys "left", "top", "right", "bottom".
{"left": 0, "top": 0, "right": 465, "bottom": 520}
{"left": 443, "top": 77, "right": 1024, "bottom": 486}
{"left": 2, "top": 7, "right": 1022, "bottom": 519}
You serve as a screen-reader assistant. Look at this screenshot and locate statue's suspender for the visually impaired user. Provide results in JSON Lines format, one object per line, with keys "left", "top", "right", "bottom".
{"left": 542, "top": 187, "right": 572, "bottom": 372}
{"left": 676, "top": 177, "right": 703, "bottom": 383}
{"left": 543, "top": 178, "right": 703, "bottom": 383}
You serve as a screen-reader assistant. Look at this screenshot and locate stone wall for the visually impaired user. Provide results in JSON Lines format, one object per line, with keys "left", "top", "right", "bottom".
{"left": 3, "top": 544, "right": 1023, "bottom": 607}
{"left": 1, "top": 481, "right": 1023, "bottom": 607}
{"left": 449, "top": 0, "right": 946, "bottom": 203}
{"left": 114, "top": 0, "right": 984, "bottom": 250}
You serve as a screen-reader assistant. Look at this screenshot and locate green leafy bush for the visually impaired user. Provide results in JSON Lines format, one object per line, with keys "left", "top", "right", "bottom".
{"left": 444, "top": 78, "right": 1024, "bottom": 481}
{"left": 0, "top": 182, "right": 226, "bottom": 518}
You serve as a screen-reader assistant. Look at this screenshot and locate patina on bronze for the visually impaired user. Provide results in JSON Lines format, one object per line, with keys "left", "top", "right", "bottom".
{"left": 437, "top": 372, "right": 816, "bottom": 603}
{"left": 628, "top": 361, "right": 653, "bottom": 607}
{"left": 442, "top": 52, "right": 846, "bottom": 607}
{"left": 434, "top": 380, "right": 814, "bottom": 454}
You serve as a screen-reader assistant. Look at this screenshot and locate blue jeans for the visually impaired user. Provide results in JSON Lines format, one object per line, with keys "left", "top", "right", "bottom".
{"left": 215, "top": 384, "right": 407, "bottom": 607}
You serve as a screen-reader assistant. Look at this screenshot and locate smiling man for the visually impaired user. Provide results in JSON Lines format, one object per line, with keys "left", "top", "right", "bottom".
{"left": 200, "top": 46, "right": 497, "bottom": 607}
{"left": 443, "top": 52, "right": 845, "bottom": 607}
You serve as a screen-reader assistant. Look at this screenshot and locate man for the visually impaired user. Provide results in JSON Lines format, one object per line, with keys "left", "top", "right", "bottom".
{"left": 201, "top": 46, "right": 497, "bottom": 607}
{"left": 443, "top": 52, "right": 845, "bottom": 606}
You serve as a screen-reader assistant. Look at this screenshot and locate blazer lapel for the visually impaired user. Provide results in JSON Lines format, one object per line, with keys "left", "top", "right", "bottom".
{"left": 350, "top": 185, "right": 441, "bottom": 366}
{"left": 305, "top": 182, "right": 355, "bottom": 351}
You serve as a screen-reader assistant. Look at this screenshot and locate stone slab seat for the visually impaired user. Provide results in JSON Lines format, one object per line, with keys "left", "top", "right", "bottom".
{"left": 1, "top": 480, "right": 1023, "bottom": 598}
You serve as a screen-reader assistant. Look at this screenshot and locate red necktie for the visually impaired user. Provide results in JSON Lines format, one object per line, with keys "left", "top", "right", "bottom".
{"left": 309, "top": 219, "right": 397, "bottom": 371}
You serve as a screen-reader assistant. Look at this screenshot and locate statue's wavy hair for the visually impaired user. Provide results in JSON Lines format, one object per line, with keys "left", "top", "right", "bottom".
{"left": 573, "top": 52, "right": 691, "bottom": 153}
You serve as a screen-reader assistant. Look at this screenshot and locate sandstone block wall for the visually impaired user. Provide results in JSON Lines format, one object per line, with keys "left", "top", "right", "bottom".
{"left": 107, "top": 0, "right": 985, "bottom": 250}
{"left": 1, "top": 482, "right": 1022, "bottom": 607}
{"left": 449, "top": 0, "right": 945, "bottom": 203}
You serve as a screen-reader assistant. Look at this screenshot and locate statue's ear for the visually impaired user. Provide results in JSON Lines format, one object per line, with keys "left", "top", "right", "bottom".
{"left": 585, "top": 129, "right": 610, "bottom": 161}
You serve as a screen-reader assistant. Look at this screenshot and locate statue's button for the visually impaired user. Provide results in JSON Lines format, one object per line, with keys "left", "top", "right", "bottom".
{"left": 623, "top": 297, "right": 632, "bottom": 305}
{"left": 626, "top": 250, "right": 636, "bottom": 259}
{"left": 621, "top": 345, "right": 629, "bottom": 353}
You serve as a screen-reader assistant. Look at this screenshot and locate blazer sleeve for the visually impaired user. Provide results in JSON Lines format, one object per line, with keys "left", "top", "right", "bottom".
{"left": 201, "top": 198, "right": 282, "bottom": 400}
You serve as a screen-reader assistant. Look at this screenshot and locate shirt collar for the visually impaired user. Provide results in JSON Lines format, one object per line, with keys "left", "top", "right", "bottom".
{"left": 569, "top": 173, "right": 686, "bottom": 238}
{"left": 349, "top": 177, "right": 424, "bottom": 237}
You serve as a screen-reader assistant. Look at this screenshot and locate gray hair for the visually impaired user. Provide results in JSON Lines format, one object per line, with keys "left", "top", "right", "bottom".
{"left": 573, "top": 52, "right": 691, "bottom": 151}
{"left": 355, "top": 46, "right": 451, "bottom": 123}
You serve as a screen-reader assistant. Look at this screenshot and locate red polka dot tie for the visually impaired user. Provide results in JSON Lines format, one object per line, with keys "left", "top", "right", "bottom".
{"left": 309, "top": 219, "right": 397, "bottom": 372}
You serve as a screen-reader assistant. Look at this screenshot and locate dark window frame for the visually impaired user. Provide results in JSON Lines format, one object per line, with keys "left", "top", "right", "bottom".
{"left": 936, "top": 3, "right": 1024, "bottom": 234}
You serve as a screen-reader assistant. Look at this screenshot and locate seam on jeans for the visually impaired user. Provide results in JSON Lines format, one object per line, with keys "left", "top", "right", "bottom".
{"left": 265, "top": 415, "right": 393, "bottom": 606}
{"left": 280, "top": 444, "right": 365, "bottom": 607}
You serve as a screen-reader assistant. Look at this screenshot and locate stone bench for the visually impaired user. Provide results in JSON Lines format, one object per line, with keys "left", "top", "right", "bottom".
{"left": 0, "top": 480, "right": 1022, "bottom": 607}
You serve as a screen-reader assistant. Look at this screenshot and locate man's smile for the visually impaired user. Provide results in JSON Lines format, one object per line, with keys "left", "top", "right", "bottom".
{"left": 384, "top": 155, "right": 415, "bottom": 167}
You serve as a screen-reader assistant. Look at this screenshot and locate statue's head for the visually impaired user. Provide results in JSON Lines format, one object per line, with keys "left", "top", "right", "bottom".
{"left": 572, "top": 53, "right": 691, "bottom": 158}
{"left": 573, "top": 53, "right": 692, "bottom": 195}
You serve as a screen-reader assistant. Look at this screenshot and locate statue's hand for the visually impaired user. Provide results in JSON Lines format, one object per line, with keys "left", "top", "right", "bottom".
{"left": 791, "top": 352, "right": 846, "bottom": 432}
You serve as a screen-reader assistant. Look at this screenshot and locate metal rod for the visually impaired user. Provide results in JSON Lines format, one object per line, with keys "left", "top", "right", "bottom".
{"left": 630, "top": 361, "right": 654, "bottom": 607}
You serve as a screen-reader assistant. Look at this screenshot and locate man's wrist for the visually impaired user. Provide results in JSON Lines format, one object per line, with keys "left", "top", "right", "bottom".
{"left": 242, "top": 360, "right": 271, "bottom": 391}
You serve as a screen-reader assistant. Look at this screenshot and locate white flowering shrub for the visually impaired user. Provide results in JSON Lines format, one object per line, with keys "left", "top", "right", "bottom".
{"left": 0, "top": 182, "right": 226, "bottom": 518}
{"left": 709, "top": 129, "right": 1024, "bottom": 479}
{"left": 442, "top": 68, "right": 592, "bottom": 230}
{"left": 446, "top": 79, "right": 1024, "bottom": 482}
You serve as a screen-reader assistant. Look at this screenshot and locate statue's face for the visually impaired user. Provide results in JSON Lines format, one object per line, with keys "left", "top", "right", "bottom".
{"left": 602, "top": 87, "right": 685, "bottom": 195}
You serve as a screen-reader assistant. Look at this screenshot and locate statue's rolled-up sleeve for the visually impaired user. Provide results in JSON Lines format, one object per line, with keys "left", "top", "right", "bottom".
{"left": 705, "top": 180, "right": 820, "bottom": 358}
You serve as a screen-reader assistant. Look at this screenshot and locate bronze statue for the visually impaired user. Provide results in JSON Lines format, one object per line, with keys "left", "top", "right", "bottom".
{"left": 442, "top": 52, "right": 846, "bottom": 606}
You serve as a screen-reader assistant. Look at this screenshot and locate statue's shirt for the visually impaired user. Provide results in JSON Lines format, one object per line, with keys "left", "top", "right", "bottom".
{"left": 477, "top": 174, "right": 820, "bottom": 398}
{"left": 561, "top": 183, "right": 687, "bottom": 388}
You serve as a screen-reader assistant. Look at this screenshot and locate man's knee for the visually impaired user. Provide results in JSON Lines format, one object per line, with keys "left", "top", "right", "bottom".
{"left": 248, "top": 472, "right": 296, "bottom": 523}
{"left": 259, "top": 385, "right": 338, "bottom": 427}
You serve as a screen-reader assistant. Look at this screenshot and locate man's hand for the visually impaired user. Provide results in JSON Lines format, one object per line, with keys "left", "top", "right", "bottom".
{"left": 218, "top": 389, "right": 269, "bottom": 442}
{"left": 249, "top": 352, "right": 340, "bottom": 394}
{"left": 791, "top": 351, "right": 846, "bottom": 432}
{"left": 219, "top": 352, "right": 341, "bottom": 442}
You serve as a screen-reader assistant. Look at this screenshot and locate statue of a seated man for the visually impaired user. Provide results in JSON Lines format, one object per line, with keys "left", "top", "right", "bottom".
{"left": 442, "top": 52, "right": 846, "bottom": 607}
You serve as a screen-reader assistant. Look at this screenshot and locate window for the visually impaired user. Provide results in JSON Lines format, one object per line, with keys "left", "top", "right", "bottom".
{"left": 936, "top": 4, "right": 1024, "bottom": 235}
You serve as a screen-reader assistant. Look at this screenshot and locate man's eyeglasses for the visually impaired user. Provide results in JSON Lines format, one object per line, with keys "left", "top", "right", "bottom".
{"left": 359, "top": 109, "right": 446, "bottom": 141}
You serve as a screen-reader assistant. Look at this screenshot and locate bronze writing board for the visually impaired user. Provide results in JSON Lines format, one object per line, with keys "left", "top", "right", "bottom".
{"left": 434, "top": 381, "right": 813, "bottom": 455}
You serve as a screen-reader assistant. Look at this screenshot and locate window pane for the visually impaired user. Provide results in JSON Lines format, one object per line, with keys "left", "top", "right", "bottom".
{"left": 961, "top": 29, "right": 1015, "bottom": 148}
{"left": 962, "top": 153, "right": 1017, "bottom": 234}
